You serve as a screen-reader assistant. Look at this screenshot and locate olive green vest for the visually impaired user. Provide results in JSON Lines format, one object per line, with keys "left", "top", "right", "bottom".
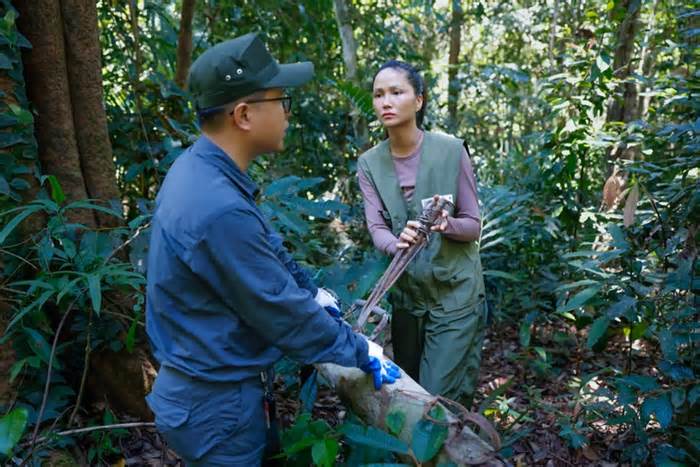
{"left": 358, "top": 131, "right": 485, "bottom": 315}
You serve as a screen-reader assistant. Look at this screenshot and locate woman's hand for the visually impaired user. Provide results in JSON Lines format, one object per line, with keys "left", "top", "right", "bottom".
{"left": 396, "top": 195, "right": 450, "bottom": 249}
{"left": 430, "top": 194, "right": 449, "bottom": 232}
{"left": 396, "top": 220, "right": 421, "bottom": 249}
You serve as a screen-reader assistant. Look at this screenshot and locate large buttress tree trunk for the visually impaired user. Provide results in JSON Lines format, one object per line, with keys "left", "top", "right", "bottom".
{"left": 17, "top": 0, "right": 94, "bottom": 227}
{"left": 16, "top": 0, "right": 155, "bottom": 420}
{"left": 60, "top": 0, "right": 121, "bottom": 227}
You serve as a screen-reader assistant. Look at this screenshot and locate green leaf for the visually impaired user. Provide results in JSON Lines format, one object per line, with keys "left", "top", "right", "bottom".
{"left": 385, "top": 410, "right": 406, "bottom": 436}
{"left": 0, "top": 407, "right": 28, "bottom": 456}
{"left": 688, "top": 386, "right": 700, "bottom": 406}
{"left": 9, "top": 358, "right": 26, "bottom": 383}
{"left": 554, "top": 279, "right": 599, "bottom": 292}
{"left": 300, "top": 369, "right": 318, "bottom": 413}
{"left": 0, "top": 175, "right": 9, "bottom": 196}
{"left": 6, "top": 289, "right": 53, "bottom": 331}
{"left": 0, "top": 204, "right": 44, "bottom": 244}
{"left": 629, "top": 321, "right": 648, "bottom": 341}
{"left": 658, "top": 329, "right": 678, "bottom": 362}
{"left": 332, "top": 79, "right": 375, "bottom": 120}
{"left": 0, "top": 132, "right": 24, "bottom": 148}
{"left": 641, "top": 395, "right": 673, "bottom": 428}
{"left": 60, "top": 237, "right": 77, "bottom": 259}
{"left": 45, "top": 175, "right": 65, "bottom": 205}
{"left": 311, "top": 438, "right": 339, "bottom": 467}
{"left": 339, "top": 423, "right": 408, "bottom": 454}
{"left": 63, "top": 200, "right": 122, "bottom": 219}
{"left": 23, "top": 328, "right": 52, "bottom": 365}
{"left": 671, "top": 388, "right": 686, "bottom": 408}
{"left": 605, "top": 295, "right": 636, "bottom": 318}
{"left": 558, "top": 286, "right": 601, "bottom": 313}
{"left": 483, "top": 270, "right": 522, "bottom": 282}
{"left": 8, "top": 103, "right": 33, "bottom": 125}
{"left": 595, "top": 54, "right": 610, "bottom": 73}
{"left": 519, "top": 311, "right": 538, "bottom": 348}
{"left": 586, "top": 316, "right": 609, "bottom": 348}
{"left": 87, "top": 274, "right": 102, "bottom": 314}
{"left": 411, "top": 417, "right": 448, "bottom": 462}
{"left": 125, "top": 315, "right": 138, "bottom": 353}
{"left": 478, "top": 377, "right": 514, "bottom": 413}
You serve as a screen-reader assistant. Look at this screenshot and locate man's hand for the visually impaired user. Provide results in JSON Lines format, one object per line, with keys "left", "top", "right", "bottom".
{"left": 360, "top": 339, "right": 401, "bottom": 390}
{"left": 314, "top": 288, "right": 341, "bottom": 318}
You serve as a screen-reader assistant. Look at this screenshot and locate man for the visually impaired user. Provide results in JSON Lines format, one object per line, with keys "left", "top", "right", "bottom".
{"left": 145, "top": 33, "right": 399, "bottom": 466}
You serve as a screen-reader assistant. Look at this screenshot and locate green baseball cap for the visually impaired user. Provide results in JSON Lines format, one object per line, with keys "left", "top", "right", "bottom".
{"left": 188, "top": 33, "right": 314, "bottom": 111}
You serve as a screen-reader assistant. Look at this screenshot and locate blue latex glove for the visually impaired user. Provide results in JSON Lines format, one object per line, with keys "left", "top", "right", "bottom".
{"left": 360, "top": 339, "right": 401, "bottom": 390}
{"left": 314, "top": 288, "right": 341, "bottom": 319}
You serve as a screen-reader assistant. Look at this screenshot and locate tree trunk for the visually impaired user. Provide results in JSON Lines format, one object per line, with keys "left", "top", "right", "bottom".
{"left": 636, "top": 0, "right": 659, "bottom": 119}
{"left": 174, "top": 0, "right": 196, "bottom": 90}
{"left": 606, "top": 0, "right": 642, "bottom": 171}
{"left": 447, "top": 0, "right": 463, "bottom": 133}
{"left": 60, "top": 0, "right": 121, "bottom": 227}
{"left": 16, "top": 0, "right": 155, "bottom": 420}
{"left": 548, "top": 0, "right": 559, "bottom": 71}
{"left": 17, "top": 0, "right": 94, "bottom": 227}
{"left": 332, "top": 0, "right": 367, "bottom": 148}
{"left": 316, "top": 362, "right": 501, "bottom": 466}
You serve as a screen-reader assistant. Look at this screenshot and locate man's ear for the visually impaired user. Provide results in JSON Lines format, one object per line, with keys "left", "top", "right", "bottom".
{"left": 230, "top": 102, "right": 252, "bottom": 131}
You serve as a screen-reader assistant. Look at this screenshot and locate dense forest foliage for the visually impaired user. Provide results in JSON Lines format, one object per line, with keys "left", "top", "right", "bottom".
{"left": 0, "top": 0, "right": 697, "bottom": 465}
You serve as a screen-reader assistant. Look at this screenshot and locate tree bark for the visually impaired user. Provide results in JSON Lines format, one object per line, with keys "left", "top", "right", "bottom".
{"left": 174, "top": 0, "right": 196, "bottom": 90}
{"left": 60, "top": 0, "right": 121, "bottom": 227}
{"left": 17, "top": 0, "right": 94, "bottom": 227}
{"left": 605, "top": 0, "right": 642, "bottom": 170}
{"left": 316, "top": 362, "right": 501, "bottom": 466}
{"left": 447, "top": 0, "right": 463, "bottom": 133}
{"left": 332, "top": 0, "right": 367, "bottom": 148}
{"left": 636, "top": 0, "right": 659, "bottom": 119}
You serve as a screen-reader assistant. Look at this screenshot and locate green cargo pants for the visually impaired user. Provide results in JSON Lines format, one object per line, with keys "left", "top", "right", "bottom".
{"left": 391, "top": 299, "right": 487, "bottom": 407}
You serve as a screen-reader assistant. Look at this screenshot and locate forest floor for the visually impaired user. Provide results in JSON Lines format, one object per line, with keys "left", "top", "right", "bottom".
{"left": 95, "top": 320, "right": 648, "bottom": 466}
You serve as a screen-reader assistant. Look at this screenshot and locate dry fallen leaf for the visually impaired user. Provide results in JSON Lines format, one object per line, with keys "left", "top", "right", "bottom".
{"left": 602, "top": 173, "right": 621, "bottom": 210}
{"left": 623, "top": 184, "right": 640, "bottom": 227}
{"left": 582, "top": 444, "right": 601, "bottom": 461}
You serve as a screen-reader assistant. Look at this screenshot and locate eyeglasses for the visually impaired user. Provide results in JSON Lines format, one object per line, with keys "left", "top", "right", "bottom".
{"left": 229, "top": 95, "right": 292, "bottom": 115}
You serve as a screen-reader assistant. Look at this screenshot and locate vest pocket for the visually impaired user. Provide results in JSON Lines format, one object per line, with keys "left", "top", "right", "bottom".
{"left": 433, "top": 266, "right": 481, "bottom": 312}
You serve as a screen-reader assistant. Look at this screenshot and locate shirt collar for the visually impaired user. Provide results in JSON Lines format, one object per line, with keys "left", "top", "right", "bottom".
{"left": 192, "top": 135, "right": 259, "bottom": 200}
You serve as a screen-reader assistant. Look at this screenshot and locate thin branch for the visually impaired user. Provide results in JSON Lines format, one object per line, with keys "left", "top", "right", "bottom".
{"left": 0, "top": 248, "right": 38, "bottom": 270}
{"left": 69, "top": 308, "right": 93, "bottom": 426}
{"left": 25, "top": 293, "right": 83, "bottom": 461}
{"left": 20, "top": 422, "right": 156, "bottom": 448}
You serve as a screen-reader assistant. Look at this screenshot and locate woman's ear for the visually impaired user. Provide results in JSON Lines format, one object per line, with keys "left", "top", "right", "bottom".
{"left": 415, "top": 94, "right": 424, "bottom": 112}
{"left": 230, "top": 102, "right": 252, "bottom": 131}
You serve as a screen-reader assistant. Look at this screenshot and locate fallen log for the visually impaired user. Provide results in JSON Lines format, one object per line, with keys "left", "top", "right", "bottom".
{"left": 316, "top": 362, "right": 502, "bottom": 466}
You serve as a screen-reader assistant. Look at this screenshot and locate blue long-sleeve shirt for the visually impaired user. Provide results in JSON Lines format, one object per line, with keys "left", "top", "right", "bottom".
{"left": 146, "top": 135, "right": 369, "bottom": 382}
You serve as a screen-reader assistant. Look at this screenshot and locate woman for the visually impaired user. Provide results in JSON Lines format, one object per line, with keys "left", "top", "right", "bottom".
{"left": 357, "top": 60, "right": 486, "bottom": 406}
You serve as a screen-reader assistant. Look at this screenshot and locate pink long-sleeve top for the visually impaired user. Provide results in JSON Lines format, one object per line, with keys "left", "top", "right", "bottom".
{"left": 358, "top": 132, "right": 481, "bottom": 256}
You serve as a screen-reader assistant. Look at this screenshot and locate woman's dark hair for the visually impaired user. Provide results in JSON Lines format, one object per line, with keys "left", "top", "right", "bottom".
{"left": 373, "top": 60, "right": 428, "bottom": 128}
